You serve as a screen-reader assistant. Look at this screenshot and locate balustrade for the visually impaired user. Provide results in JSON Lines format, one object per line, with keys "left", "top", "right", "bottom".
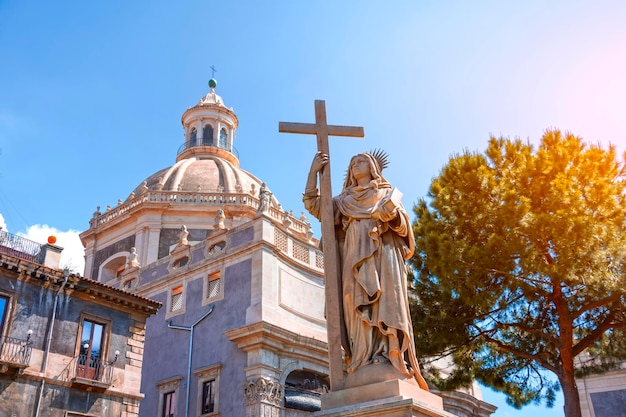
{"left": 0, "top": 229, "right": 43, "bottom": 263}
{"left": 89, "top": 191, "right": 314, "bottom": 240}
{"left": 71, "top": 353, "right": 113, "bottom": 386}
{"left": 0, "top": 335, "right": 32, "bottom": 367}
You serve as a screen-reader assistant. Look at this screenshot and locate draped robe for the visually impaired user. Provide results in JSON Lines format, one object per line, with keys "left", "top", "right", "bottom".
{"left": 303, "top": 153, "right": 428, "bottom": 390}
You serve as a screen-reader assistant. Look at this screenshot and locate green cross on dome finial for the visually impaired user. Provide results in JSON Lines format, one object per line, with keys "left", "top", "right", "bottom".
{"left": 209, "top": 65, "right": 218, "bottom": 89}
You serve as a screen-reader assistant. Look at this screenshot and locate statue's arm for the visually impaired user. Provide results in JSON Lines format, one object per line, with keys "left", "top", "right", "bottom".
{"left": 388, "top": 207, "right": 409, "bottom": 236}
{"left": 373, "top": 190, "right": 408, "bottom": 234}
{"left": 302, "top": 152, "right": 328, "bottom": 221}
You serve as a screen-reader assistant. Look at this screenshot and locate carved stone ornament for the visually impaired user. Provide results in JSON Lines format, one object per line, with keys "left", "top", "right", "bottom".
{"left": 243, "top": 377, "right": 282, "bottom": 406}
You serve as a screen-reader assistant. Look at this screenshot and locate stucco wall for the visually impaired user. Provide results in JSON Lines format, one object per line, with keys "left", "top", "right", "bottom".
{"left": 0, "top": 269, "right": 149, "bottom": 417}
{"left": 139, "top": 258, "right": 251, "bottom": 417}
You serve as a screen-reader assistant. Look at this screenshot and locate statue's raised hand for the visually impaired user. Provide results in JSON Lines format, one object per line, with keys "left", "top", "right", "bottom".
{"left": 310, "top": 151, "right": 329, "bottom": 174}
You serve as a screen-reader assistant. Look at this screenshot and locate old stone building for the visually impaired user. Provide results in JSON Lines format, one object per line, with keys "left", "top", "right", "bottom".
{"left": 576, "top": 354, "right": 626, "bottom": 417}
{"left": 0, "top": 229, "right": 160, "bottom": 416}
{"left": 79, "top": 80, "right": 495, "bottom": 417}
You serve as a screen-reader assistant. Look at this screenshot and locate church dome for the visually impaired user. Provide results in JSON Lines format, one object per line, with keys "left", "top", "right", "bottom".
{"left": 128, "top": 155, "right": 271, "bottom": 200}
{"left": 82, "top": 77, "right": 314, "bottom": 283}
{"left": 126, "top": 79, "right": 280, "bottom": 207}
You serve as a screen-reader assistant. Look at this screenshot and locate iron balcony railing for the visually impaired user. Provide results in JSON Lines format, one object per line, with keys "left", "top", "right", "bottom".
{"left": 0, "top": 229, "right": 42, "bottom": 263}
{"left": 71, "top": 354, "right": 114, "bottom": 386}
{"left": 0, "top": 335, "right": 32, "bottom": 367}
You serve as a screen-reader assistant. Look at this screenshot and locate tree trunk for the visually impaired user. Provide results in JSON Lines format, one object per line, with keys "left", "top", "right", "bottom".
{"left": 559, "top": 370, "right": 582, "bottom": 417}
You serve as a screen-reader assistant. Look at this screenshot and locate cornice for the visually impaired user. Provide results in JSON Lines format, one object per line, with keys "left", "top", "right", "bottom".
{"left": 225, "top": 321, "right": 329, "bottom": 368}
{"left": 0, "top": 253, "right": 161, "bottom": 316}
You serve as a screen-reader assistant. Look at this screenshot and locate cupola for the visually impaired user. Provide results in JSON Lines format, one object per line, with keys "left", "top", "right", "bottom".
{"left": 178, "top": 78, "right": 239, "bottom": 165}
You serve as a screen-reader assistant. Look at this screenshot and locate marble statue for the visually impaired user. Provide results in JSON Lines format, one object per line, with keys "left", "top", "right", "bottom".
{"left": 303, "top": 151, "right": 428, "bottom": 390}
{"left": 127, "top": 247, "right": 140, "bottom": 268}
{"left": 179, "top": 225, "right": 189, "bottom": 245}
{"left": 214, "top": 209, "right": 226, "bottom": 230}
{"left": 257, "top": 182, "right": 272, "bottom": 213}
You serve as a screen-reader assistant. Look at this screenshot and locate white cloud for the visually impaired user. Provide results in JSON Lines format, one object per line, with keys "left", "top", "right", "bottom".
{"left": 0, "top": 213, "right": 6, "bottom": 231}
{"left": 19, "top": 224, "right": 85, "bottom": 275}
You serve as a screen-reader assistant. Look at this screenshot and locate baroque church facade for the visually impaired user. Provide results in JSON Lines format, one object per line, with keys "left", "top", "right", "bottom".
{"left": 79, "top": 81, "right": 496, "bottom": 417}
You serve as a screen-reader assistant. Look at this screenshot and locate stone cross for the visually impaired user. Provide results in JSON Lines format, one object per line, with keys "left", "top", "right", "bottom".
{"left": 279, "top": 100, "right": 364, "bottom": 390}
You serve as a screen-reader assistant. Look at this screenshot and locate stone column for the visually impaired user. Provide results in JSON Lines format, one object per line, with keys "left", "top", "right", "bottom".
{"left": 216, "top": 121, "right": 222, "bottom": 148}
{"left": 198, "top": 118, "right": 205, "bottom": 143}
{"left": 83, "top": 239, "right": 96, "bottom": 277}
{"left": 145, "top": 225, "right": 162, "bottom": 265}
{"left": 244, "top": 377, "right": 283, "bottom": 417}
{"left": 134, "top": 227, "right": 146, "bottom": 266}
{"left": 195, "top": 120, "right": 203, "bottom": 146}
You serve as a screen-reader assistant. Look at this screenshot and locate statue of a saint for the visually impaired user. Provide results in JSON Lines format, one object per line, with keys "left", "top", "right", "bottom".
{"left": 303, "top": 151, "right": 428, "bottom": 390}
{"left": 214, "top": 209, "right": 226, "bottom": 230}
{"left": 257, "top": 182, "right": 272, "bottom": 213}
{"left": 127, "top": 247, "right": 140, "bottom": 268}
{"left": 179, "top": 225, "right": 189, "bottom": 245}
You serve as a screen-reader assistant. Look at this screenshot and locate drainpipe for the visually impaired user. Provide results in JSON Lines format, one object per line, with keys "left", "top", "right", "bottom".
{"left": 33, "top": 272, "right": 69, "bottom": 417}
{"left": 167, "top": 304, "right": 215, "bottom": 417}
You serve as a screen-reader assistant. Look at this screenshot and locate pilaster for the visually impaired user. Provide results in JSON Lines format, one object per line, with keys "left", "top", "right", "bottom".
{"left": 244, "top": 377, "right": 283, "bottom": 417}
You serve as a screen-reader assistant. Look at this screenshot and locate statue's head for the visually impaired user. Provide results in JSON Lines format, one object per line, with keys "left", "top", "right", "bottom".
{"left": 344, "top": 151, "right": 389, "bottom": 190}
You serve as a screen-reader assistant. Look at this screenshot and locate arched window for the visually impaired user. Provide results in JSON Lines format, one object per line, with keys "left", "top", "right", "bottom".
{"left": 190, "top": 128, "right": 197, "bottom": 146}
{"left": 203, "top": 125, "right": 214, "bottom": 145}
{"left": 284, "top": 370, "right": 329, "bottom": 412}
{"left": 98, "top": 253, "right": 129, "bottom": 283}
{"left": 219, "top": 129, "right": 227, "bottom": 149}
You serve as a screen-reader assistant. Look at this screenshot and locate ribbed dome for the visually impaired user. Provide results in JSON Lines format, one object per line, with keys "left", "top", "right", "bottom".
{"left": 128, "top": 155, "right": 280, "bottom": 207}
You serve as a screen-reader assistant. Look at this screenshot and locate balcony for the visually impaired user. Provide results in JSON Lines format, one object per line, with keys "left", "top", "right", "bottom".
{"left": 70, "top": 354, "right": 114, "bottom": 391}
{"left": 0, "top": 229, "right": 42, "bottom": 263}
{"left": 0, "top": 229, "right": 62, "bottom": 269}
{"left": 0, "top": 335, "right": 32, "bottom": 373}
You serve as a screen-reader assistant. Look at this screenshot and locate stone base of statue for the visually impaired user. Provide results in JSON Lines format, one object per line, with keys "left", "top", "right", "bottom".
{"left": 314, "top": 363, "right": 455, "bottom": 417}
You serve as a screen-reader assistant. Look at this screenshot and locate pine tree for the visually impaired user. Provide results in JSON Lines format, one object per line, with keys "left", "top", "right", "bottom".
{"left": 411, "top": 130, "right": 626, "bottom": 417}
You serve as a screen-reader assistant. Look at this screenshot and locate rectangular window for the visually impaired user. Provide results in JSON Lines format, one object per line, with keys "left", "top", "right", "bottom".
{"left": 195, "top": 364, "right": 220, "bottom": 416}
{"left": 208, "top": 272, "right": 220, "bottom": 300}
{"left": 171, "top": 285, "right": 184, "bottom": 312}
{"left": 0, "top": 295, "right": 9, "bottom": 336}
{"left": 201, "top": 379, "right": 216, "bottom": 414}
{"left": 163, "top": 391, "right": 176, "bottom": 417}
{"left": 76, "top": 318, "right": 105, "bottom": 380}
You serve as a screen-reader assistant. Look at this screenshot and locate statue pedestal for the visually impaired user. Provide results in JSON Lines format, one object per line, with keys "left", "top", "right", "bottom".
{"left": 314, "top": 379, "right": 456, "bottom": 417}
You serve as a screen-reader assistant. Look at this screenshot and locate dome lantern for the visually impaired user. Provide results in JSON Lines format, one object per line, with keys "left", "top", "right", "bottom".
{"left": 178, "top": 79, "right": 240, "bottom": 165}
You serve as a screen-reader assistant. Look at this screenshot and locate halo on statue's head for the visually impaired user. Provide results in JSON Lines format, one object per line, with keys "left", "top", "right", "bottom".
{"left": 343, "top": 149, "right": 390, "bottom": 178}
{"left": 342, "top": 150, "right": 392, "bottom": 191}
{"left": 367, "top": 148, "right": 389, "bottom": 172}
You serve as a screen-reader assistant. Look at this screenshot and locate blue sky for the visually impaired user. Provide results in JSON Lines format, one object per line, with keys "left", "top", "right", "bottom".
{"left": 2, "top": 1, "right": 626, "bottom": 415}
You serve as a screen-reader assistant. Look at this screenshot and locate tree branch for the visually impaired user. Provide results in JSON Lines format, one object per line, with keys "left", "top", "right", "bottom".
{"left": 574, "top": 311, "right": 626, "bottom": 356}
{"left": 573, "top": 294, "right": 623, "bottom": 319}
{"left": 482, "top": 334, "right": 559, "bottom": 375}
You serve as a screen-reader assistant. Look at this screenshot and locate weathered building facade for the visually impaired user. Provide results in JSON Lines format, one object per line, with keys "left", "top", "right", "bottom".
{"left": 0, "top": 230, "right": 160, "bottom": 416}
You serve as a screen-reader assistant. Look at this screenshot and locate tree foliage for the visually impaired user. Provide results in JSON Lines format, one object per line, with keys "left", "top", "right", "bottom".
{"left": 411, "top": 130, "right": 626, "bottom": 416}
